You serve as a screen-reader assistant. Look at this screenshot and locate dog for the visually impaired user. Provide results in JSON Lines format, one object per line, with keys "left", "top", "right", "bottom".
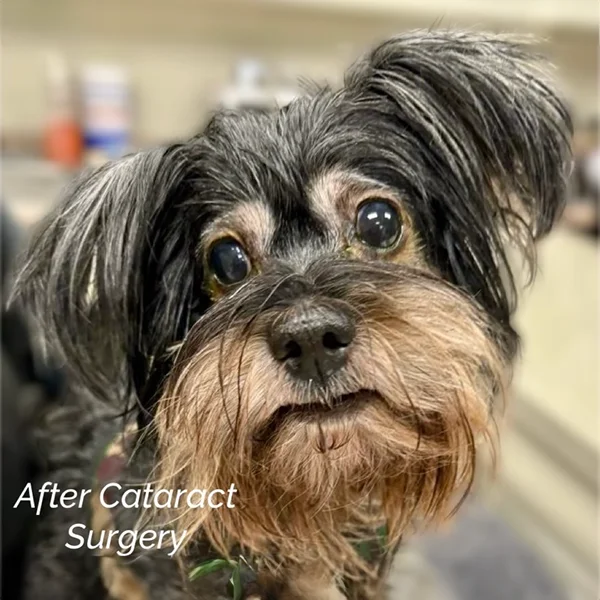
{"left": 1, "top": 206, "right": 64, "bottom": 600}
{"left": 12, "top": 30, "right": 572, "bottom": 600}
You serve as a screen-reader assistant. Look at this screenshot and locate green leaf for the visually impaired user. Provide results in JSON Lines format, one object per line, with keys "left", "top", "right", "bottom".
{"left": 229, "top": 563, "right": 243, "bottom": 600}
{"left": 376, "top": 524, "right": 388, "bottom": 547}
{"left": 189, "top": 559, "right": 234, "bottom": 581}
{"left": 354, "top": 540, "right": 372, "bottom": 561}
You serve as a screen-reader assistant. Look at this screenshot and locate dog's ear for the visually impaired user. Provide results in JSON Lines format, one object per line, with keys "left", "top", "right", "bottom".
{"left": 13, "top": 145, "right": 202, "bottom": 411}
{"left": 344, "top": 30, "right": 573, "bottom": 331}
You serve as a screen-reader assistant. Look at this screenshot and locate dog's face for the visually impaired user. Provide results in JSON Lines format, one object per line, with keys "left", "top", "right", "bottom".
{"left": 17, "top": 31, "right": 571, "bottom": 576}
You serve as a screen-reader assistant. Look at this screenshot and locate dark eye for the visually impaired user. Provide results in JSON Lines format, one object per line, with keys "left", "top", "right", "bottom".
{"left": 208, "top": 238, "right": 251, "bottom": 285}
{"left": 355, "top": 200, "right": 402, "bottom": 249}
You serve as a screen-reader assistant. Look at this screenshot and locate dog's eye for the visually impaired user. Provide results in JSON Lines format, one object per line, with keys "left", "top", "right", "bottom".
{"left": 355, "top": 200, "right": 402, "bottom": 249}
{"left": 208, "top": 238, "right": 251, "bottom": 285}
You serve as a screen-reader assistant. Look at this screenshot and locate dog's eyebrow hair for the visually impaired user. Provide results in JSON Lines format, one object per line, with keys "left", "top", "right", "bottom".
{"left": 200, "top": 200, "right": 275, "bottom": 257}
{"left": 308, "top": 170, "right": 401, "bottom": 228}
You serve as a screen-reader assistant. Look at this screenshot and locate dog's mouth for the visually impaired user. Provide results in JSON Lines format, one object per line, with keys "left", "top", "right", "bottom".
{"left": 256, "top": 390, "right": 380, "bottom": 441}
{"left": 284, "top": 390, "right": 376, "bottom": 417}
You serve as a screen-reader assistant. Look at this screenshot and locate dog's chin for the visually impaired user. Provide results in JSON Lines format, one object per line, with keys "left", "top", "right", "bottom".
{"left": 254, "top": 391, "right": 410, "bottom": 499}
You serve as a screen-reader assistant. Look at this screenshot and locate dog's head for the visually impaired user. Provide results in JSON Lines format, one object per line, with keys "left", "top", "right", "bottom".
{"left": 16, "top": 31, "right": 571, "bottom": 576}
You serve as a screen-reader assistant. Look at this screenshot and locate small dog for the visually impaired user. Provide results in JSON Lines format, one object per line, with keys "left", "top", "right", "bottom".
{"left": 14, "top": 30, "right": 572, "bottom": 600}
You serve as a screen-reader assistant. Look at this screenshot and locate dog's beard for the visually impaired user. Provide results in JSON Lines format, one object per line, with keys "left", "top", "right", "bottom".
{"left": 149, "top": 260, "right": 506, "bottom": 578}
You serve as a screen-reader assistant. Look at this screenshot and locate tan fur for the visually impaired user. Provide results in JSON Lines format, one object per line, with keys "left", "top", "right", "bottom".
{"left": 91, "top": 493, "right": 149, "bottom": 600}
{"left": 284, "top": 577, "right": 345, "bottom": 600}
{"left": 308, "top": 170, "right": 424, "bottom": 266}
{"left": 253, "top": 569, "right": 345, "bottom": 600}
{"left": 200, "top": 201, "right": 275, "bottom": 264}
{"left": 146, "top": 269, "right": 506, "bottom": 591}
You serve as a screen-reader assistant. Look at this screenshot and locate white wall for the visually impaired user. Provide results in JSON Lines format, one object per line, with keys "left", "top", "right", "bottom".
{"left": 2, "top": 0, "right": 598, "bottom": 145}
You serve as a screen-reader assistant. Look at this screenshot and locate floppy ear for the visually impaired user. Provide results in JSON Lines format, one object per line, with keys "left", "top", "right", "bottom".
{"left": 344, "top": 30, "right": 573, "bottom": 331}
{"left": 13, "top": 145, "right": 203, "bottom": 413}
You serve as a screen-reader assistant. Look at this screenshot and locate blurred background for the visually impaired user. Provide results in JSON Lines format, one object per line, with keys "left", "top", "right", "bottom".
{"left": 1, "top": 1, "right": 598, "bottom": 599}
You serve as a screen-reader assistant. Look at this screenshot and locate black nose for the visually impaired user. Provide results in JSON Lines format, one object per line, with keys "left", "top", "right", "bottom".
{"left": 269, "top": 304, "right": 355, "bottom": 382}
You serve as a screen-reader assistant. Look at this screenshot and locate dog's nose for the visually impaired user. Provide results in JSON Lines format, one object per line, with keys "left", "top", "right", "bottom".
{"left": 269, "top": 304, "right": 355, "bottom": 381}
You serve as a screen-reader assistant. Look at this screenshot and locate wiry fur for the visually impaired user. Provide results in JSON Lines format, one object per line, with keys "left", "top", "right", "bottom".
{"left": 149, "top": 262, "right": 505, "bottom": 590}
{"left": 13, "top": 30, "right": 571, "bottom": 600}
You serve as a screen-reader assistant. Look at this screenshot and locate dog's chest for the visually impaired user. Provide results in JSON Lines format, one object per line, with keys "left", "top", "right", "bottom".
{"left": 88, "top": 426, "right": 394, "bottom": 599}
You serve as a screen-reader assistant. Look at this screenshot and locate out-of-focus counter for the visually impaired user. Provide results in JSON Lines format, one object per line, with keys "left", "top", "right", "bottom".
{"left": 492, "top": 227, "right": 598, "bottom": 600}
{"left": 515, "top": 227, "right": 598, "bottom": 450}
{"left": 2, "top": 159, "right": 71, "bottom": 229}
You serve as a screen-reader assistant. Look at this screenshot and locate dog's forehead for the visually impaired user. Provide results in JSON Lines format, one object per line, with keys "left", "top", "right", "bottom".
{"left": 196, "top": 101, "right": 365, "bottom": 255}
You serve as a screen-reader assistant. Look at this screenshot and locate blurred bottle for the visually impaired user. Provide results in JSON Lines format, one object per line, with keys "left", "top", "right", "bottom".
{"left": 80, "top": 65, "right": 131, "bottom": 167}
{"left": 220, "top": 58, "right": 298, "bottom": 110}
{"left": 43, "top": 53, "right": 83, "bottom": 169}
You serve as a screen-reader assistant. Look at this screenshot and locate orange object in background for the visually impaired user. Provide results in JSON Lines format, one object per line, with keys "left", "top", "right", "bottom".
{"left": 44, "top": 118, "right": 83, "bottom": 168}
{"left": 44, "top": 53, "right": 83, "bottom": 168}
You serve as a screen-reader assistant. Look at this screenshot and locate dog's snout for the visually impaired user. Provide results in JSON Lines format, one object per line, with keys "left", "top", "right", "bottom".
{"left": 269, "top": 305, "right": 355, "bottom": 382}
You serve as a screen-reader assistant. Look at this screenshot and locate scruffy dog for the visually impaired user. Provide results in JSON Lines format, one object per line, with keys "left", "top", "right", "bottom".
{"left": 14, "top": 31, "right": 571, "bottom": 600}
